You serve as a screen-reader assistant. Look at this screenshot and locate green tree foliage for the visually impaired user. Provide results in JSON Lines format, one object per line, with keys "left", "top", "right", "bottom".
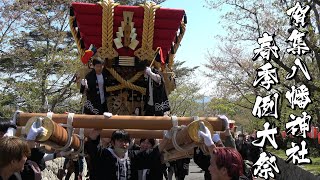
{"left": 172, "top": 60, "right": 199, "bottom": 85}
{"left": 168, "top": 82, "right": 202, "bottom": 116}
{"left": 167, "top": 60, "right": 200, "bottom": 116}
{"left": 0, "top": 0, "right": 169, "bottom": 118}
{"left": 0, "top": 1, "right": 81, "bottom": 117}
{"left": 207, "top": 97, "right": 238, "bottom": 116}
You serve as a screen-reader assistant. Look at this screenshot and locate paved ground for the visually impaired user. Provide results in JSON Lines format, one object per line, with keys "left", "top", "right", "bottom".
{"left": 45, "top": 158, "right": 270, "bottom": 180}
{"left": 171, "top": 160, "right": 267, "bottom": 180}
{"left": 169, "top": 160, "right": 204, "bottom": 180}
{"left": 183, "top": 160, "right": 203, "bottom": 180}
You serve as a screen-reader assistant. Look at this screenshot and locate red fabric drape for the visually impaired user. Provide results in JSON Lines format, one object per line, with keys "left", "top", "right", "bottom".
{"left": 71, "top": 2, "right": 185, "bottom": 61}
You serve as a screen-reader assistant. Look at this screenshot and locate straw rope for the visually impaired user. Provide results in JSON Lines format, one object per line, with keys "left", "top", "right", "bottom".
{"left": 168, "top": 22, "right": 186, "bottom": 69}
{"left": 96, "top": 0, "right": 146, "bottom": 94}
{"left": 69, "top": 16, "right": 85, "bottom": 59}
{"left": 163, "top": 22, "right": 186, "bottom": 94}
{"left": 71, "top": 0, "right": 184, "bottom": 95}
{"left": 106, "top": 68, "right": 146, "bottom": 95}
{"left": 97, "top": 0, "right": 119, "bottom": 60}
{"left": 134, "top": 2, "right": 160, "bottom": 61}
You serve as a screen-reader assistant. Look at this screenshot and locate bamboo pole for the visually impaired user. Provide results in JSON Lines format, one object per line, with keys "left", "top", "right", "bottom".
{"left": 17, "top": 113, "right": 225, "bottom": 131}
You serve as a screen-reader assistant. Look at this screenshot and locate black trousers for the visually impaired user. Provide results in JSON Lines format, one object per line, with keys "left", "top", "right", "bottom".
{"left": 84, "top": 101, "right": 108, "bottom": 115}
{"left": 144, "top": 104, "right": 164, "bottom": 116}
{"left": 64, "top": 158, "right": 83, "bottom": 180}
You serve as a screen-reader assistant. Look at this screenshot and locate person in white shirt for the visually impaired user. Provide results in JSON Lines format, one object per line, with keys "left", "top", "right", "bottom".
{"left": 144, "top": 67, "right": 170, "bottom": 116}
{"left": 80, "top": 57, "right": 109, "bottom": 115}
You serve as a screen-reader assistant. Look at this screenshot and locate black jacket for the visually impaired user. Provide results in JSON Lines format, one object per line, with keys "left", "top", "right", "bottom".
{"left": 134, "top": 149, "right": 163, "bottom": 180}
{"left": 193, "top": 147, "right": 211, "bottom": 180}
{"left": 80, "top": 69, "right": 109, "bottom": 115}
{"left": 20, "top": 148, "right": 45, "bottom": 180}
{"left": 85, "top": 137, "right": 161, "bottom": 180}
{"left": 193, "top": 136, "right": 237, "bottom": 180}
{"left": 144, "top": 68, "right": 170, "bottom": 116}
{"left": 0, "top": 173, "right": 20, "bottom": 180}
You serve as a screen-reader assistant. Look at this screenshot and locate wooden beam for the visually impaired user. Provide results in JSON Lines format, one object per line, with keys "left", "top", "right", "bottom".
{"left": 163, "top": 143, "right": 194, "bottom": 162}
{"left": 17, "top": 113, "right": 225, "bottom": 131}
{"left": 21, "top": 117, "right": 81, "bottom": 150}
{"left": 17, "top": 127, "right": 164, "bottom": 139}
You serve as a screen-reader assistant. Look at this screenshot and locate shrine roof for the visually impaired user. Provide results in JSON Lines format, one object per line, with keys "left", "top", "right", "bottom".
{"left": 70, "top": 2, "right": 186, "bottom": 61}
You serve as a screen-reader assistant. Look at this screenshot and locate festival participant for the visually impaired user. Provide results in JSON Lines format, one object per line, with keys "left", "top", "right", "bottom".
{"left": 0, "top": 120, "right": 15, "bottom": 138}
{"left": 83, "top": 136, "right": 111, "bottom": 179}
{"left": 218, "top": 115, "right": 236, "bottom": 148}
{"left": 1, "top": 117, "right": 73, "bottom": 179}
{"left": 129, "top": 138, "right": 140, "bottom": 151}
{"left": 85, "top": 129, "right": 166, "bottom": 180}
{"left": 134, "top": 139, "right": 163, "bottom": 180}
{"left": 0, "top": 136, "right": 31, "bottom": 180}
{"left": 144, "top": 66, "right": 173, "bottom": 179}
{"left": 236, "top": 133, "right": 262, "bottom": 165}
{"left": 100, "top": 137, "right": 111, "bottom": 148}
{"left": 80, "top": 58, "right": 112, "bottom": 178}
{"left": 139, "top": 139, "right": 155, "bottom": 151}
{"left": 177, "top": 115, "right": 234, "bottom": 180}
{"left": 80, "top": 57, "right": 110, "bottom": 115}
{"left": 19, "top": 121, "right": 48, "bottom": 180}
{"left": 198, "top": 123, "right": 249, "bottom": 180}
{"left": 83, "top": 137, "right": 92, "bottom": 179}
{"left": 62, "top": 155, "right": 84, "bottom": 180}
{"left": 194, "top": 115, "right": 236, "bottom": 180}
{"left": 193, "top": 133, "right": 223, "bottom": 180}
{"left": 2, "top": 118, "right": 57, "bottom": 180}
{"left": 168, "top": 158, "right": 191, "bottom": 180}
{"left": 144, "top": 67, "right": 170, "bottom": 116}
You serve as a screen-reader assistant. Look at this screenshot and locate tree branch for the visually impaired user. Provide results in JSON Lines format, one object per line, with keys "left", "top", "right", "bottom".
{"left": 51, "top": 74, "right": 76, "bottom": 111}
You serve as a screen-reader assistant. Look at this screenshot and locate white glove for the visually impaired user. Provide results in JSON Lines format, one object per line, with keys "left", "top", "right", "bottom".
{"left": 134, "top": 108, "right": 140, "bottom": 116}
{"left": 4, "top": 127, "right": 16, "bottom": 137}
{"left": 103, "top": 112, "right": 112, "bottom": 118}
{"left": 163, "top": 130, "right": 172, "bottom": 139}
{"left": 81, "top": 79, "right": 88, "bottom": 89}
{"left": 145, "top": 67, "right": 161, "bottom": 83}
{"left": 145, "top": 67, "right": 152, "bottom": 76}
{"left": 4, "top": 111, "right": 20, "bottom": 137}
{"left": 26, "top": 122, "right": 46, "bottom": 141}
{"left": 198, "top": 124, "right": 214, "bottom": 147}
{"left": 218, "top": 115, "right": 229, "bottom": 130}
{"left": 43, "top": 153, "right": 55, "bottom": 161}
{"left": 212, "top": 133, "right": 221, "bottom": 143}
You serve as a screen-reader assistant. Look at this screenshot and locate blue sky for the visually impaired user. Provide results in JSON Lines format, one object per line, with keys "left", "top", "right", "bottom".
{"left": 161, "top": 0, "right": 227, "bottom": 94}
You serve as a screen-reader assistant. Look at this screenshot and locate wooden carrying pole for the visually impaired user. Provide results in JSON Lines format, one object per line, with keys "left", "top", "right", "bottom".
{"left": 17, "top": 127, "right": 164, "bottom": 139}
{"left": 160, "top": 120, "right": 215, "bottom": 162}
{"left": 23, "top": 116, "right": 81, "bottom": 151}
{"left": 163, "top": 127, "right": 193, "bottom": 151}
{"left": 75, "top": 128, "right": 164, "bottom": 139}
{"left": 17, "top": 113, "right": 225, "bottom": 131}
{"left": 163, "top": 145, "right": 194, "bottom": 162}
{"left": 79, "top": 128, "right": 164, "bottom": 139}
